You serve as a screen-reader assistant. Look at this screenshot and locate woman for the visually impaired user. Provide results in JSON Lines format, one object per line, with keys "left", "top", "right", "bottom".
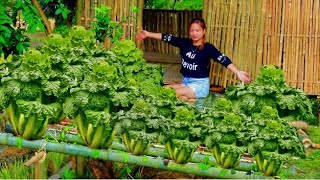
{"left": 136, "top": 18, "right": 251, "bottom": 100}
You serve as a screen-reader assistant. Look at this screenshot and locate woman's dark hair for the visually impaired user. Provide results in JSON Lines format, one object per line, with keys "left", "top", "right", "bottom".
{"left": 188, "top": 17, "right": 206, "bottom": 50}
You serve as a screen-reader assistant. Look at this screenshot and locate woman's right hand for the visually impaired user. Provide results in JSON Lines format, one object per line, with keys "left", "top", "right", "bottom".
{"left": 136, "top": 30, "right": 149, "bottom": 41}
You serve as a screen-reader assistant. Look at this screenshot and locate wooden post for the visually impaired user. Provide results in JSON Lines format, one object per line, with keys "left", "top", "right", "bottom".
{"left": 136, "top": 0, "right": 144, "bottom": 49}
{"left": 71, "top": 155, "right": 77, "bottom": 174}
{"left": 76, "top": 156, "right": 85, "bottom": 177}
{"left": 35, "top": 162, "right": 47, "bottom": 179}
{"left": 75, "top": 0, "right": 83, "bottom": 25}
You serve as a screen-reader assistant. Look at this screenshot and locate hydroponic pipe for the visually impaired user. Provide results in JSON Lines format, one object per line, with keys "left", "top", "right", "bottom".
{"left": 5, "top": 125, "right": 254, "bottom": 172}
{"left": 0, "top": 133, "right": 266, "bottom": 179}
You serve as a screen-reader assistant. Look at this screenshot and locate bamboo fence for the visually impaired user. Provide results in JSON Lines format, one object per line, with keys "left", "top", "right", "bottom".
{"left": 263, "top": 0, "right": 320, "bottom": 94}
{"left": 203, "top": 0, "right": 266, "bottom": 87}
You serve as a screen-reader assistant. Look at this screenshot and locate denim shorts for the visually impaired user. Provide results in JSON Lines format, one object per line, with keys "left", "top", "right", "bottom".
{"left": 182, "top": 77, "right": 210, "bottom": 98}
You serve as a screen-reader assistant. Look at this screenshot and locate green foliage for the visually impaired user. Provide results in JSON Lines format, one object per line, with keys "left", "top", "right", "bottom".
{"left": 0, "top": 157, "right": 34, "bottom": 179}
{"left": 226, "top": 65, "right": 318, "bottom": 125}
{"left": 286, "top": 150, "right": 320, "bottom": 179}
{"left": 46, "top": 152, "right": 69, "bottom": 175}
{"left": 61, "top": 169, "right": 75, "bottom": 179}
{"left": 160, "top": 105, "right": 201, "bottom": 164}
{"left": 145, "top": 0, "right": 203, "bottom": 10}
{"left": 202, "top": 98, "right": 248, "bottom": 169}
{"left": 307, "top": 126, "right": 320, "bottom": 143}
{"left": 117, "top": 99, "right": 164, "bottom": 155}
{"left": 242, "top": 106, "right": 305, "bottom": 176}
{"left": 39, "top": 0, "right": 74, "bottom": 33}
{"left": 54, "top": 2, "right": 71, "bottom": 20}
{"left": 0, "top": 2, "right": 30, "bottom": 57}
{"left": 92, "top": 6, "right": 139, "bottom": 43}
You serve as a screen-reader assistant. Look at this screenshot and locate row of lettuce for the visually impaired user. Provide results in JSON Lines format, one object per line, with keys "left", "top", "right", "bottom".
{"left": 0, "top": 27, "right": 318, "bottom": 176}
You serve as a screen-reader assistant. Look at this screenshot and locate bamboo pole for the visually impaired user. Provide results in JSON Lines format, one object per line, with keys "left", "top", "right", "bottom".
{"left": 243, "top": 0, "right": 253, "bottom": 78}
{"left": 227, "top": 0, "right": 238, "bottom": 85}
{"left": 255, "top": 0, "right": 266, "bottom": 79}
{"left": 3, "top": 126, "right": 254, "bottom": 172}
{"left": 290, "top": 0, "right": 297, "bottom": 87}
{"left": 306, "top": 0, "right": 313, "bottom": 93}
{"left": 304, "top": 0, "right": 310, "bottom": 91}
{"left": 286, "top": 0, "right": 293, "bottom": 86}
{"left": 269, "top": 0, "right": 275, "bottom": 65}
{"left": 298, "top": 0, "right": 305, "bottom": 90}
{"left": 45, "top": 129, "right": 253, "bottom": 171}
{"left": 214, "top": 0, "right": 224, "bottom": 85}
{"left": 294, "top": 0, "right": 301, "bottom": 88}
{"left": 75, "top": 0, "right": 83, "bottom": 25}
{"left": 276, "top": 0, "right": 282, "bottom": 66}
{"left": 84, "top": 0, "right": 89, "bottom": 27}
{"left": 231, "top": 0, "right": 240, "bottom": 84}
{"left": 262, "top": 0, "right": 270, "bottom": 65}
{"left": 220, "top": 0, "right": 230, "bottom": 87}
{"left": 71, "top": 156, "right": 77, "bottom": 176}
{"left": 278, "top": 0, "right": 285, "bottom": 68}
{"left": 314, "top": 0, "right": 320, "bottom": 93}
{"left": 76, "top": 156, "right": 85, "bottom": 177}
{"left": 0, "top": 133, "right": 266, "bottom": 179}
{"left": 310, "top": 0, "right": 317, "bottom": 93}
{"left": 136, "top": 0, "right": 144, "bottom": 49}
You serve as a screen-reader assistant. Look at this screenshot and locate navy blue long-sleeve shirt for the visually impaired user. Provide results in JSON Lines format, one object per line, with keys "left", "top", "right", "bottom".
{"left": 162, "top": 33, "right": 232, "bottom": 78}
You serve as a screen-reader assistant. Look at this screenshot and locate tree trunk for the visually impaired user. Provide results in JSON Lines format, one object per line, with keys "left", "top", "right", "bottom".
{"left": 30, "top": 0, "right": 52, "bottom": 35}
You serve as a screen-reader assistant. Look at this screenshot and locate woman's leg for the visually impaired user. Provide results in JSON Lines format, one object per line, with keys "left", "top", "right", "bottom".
{"left": 165, "top": 83, "right": 184, "bottom": 89}
{"left": 175, "top": 86, "right": 196, "bottom": 99}
{"left": 165, "top": 84, "right": 195, "bottom": 100}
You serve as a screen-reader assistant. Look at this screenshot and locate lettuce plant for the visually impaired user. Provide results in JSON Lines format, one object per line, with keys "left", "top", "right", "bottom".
{"left": 243, "top": 106, "right": 305, "bottom": 176}
{"left": 161, "top": 105, "right": 200, "bottom": 164}
{"left": 226, "top": 65, "right": 317, "bottom": 125}
{"left": 203, "top": 98, "right": 247, "bottom": 169}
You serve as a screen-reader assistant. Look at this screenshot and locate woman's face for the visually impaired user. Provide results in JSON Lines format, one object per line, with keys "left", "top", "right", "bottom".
{"left": 189, "top": 23, "right": 205, "bottom": 43}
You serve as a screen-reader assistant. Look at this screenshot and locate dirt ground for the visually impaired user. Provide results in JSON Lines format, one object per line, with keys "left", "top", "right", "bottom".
{"left": 0, "top": 146, "right": 33, "bottom": 165}
{"left": 87, "top": 159, "right": 206, "bottom": 179}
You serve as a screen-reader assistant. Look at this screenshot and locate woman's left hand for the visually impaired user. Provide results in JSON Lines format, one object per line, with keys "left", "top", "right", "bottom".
{"left": 236, "top": 71, "right": 251, "bottom": 83}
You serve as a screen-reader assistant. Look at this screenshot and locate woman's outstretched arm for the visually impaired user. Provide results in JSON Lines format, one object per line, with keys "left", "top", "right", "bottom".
{"left": 227, "top": 64, "right": 251, "bottom": 83}
{"left": 136, "top": 30, "right": 162, "bottom": 41}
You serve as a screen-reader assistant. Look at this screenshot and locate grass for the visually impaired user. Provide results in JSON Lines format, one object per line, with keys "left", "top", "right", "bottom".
{"left": 283, "top": 125, "right": 320, "bottom": 179}
{"left": 0, "top": 157, "right": 34, "bottom": 179}
{"left": 307, "top": 125, "right": 320, "bottom": 143}
{"left": 46, "top": 152, "right": 69, "bottom": 176}
{"left": 283, "top": 150, "right": 320, "bottom": 179}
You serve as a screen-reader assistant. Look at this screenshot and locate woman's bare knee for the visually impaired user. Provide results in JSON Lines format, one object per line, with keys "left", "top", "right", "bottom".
{"left": 176, "top": 87, "right": 196, "bottom": 99}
